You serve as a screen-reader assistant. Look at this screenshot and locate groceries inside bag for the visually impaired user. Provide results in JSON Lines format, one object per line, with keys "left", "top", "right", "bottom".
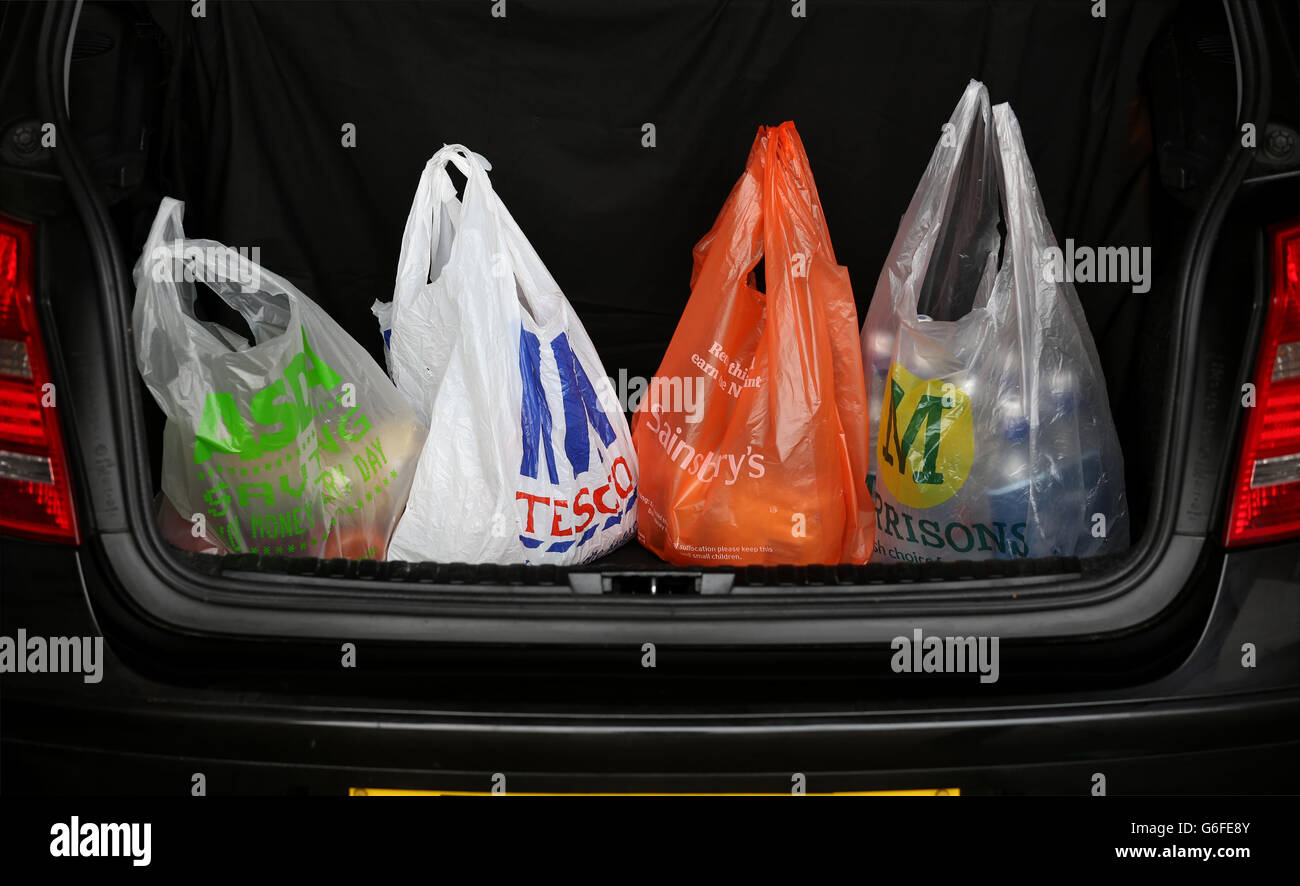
{"left": 374, "top": 146, "right": 638, "bottom": 565}
{"left": 634, "top": 123, "right": 875, "bottom": 566}
{"left": 132, "top": 198, "right": 425, "bottom": 559}
{"left": 860, "top": 80, "right": 1128, "bottom": 563}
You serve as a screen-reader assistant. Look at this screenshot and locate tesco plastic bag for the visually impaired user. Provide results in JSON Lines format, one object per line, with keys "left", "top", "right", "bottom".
{"left": 133, "top": 198, "right": 426, "bottom": 559}
{"left": 860, "top": 81, "right": 1128, "bottom": 563}
{"left": 374, "top": 145, "right": 637, "bottom": 565}
{"left": 633, "top": 123, "right": 874, "bottom": 566}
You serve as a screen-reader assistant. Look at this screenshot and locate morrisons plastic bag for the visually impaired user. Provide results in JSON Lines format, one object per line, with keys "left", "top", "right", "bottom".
{"left": 860, "top": 81, "right": 1128, "bottom": 563}
{"left": 133, "top": 198, "right": 425, "bottom": 559}
{"left": 374, "top": 145, "right": 637, "bottom": 565}
{"left": 633, "top": 123, "right": 874, "bottom": 566}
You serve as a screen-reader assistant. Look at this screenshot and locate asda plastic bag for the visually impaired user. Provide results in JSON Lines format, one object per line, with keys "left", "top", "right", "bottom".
{"left": 156, "top": 494, "right": 221, "bottom": 554}
{"left": 133, "top": 198, "right": 425, "bottom": 559}
{"left": 860, "top": 81, "right": 1128, "bottom": 563}
{"left": 374, "top": 145, "right": 637, "bottom": 565}
{"left": 634, "top": 123, "right": 874, "bottom": 566}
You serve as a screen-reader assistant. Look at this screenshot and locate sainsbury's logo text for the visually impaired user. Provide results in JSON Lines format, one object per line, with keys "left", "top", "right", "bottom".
{"left": 643, "top": 409, "right": 764, "bottom": 485}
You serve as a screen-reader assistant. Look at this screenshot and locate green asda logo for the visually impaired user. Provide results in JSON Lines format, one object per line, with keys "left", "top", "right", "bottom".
{"left": 194, "top": 328, "right": 369, "bottom": 463}
{"left": 879, "top": 362, "right": 973, "bottom": 509}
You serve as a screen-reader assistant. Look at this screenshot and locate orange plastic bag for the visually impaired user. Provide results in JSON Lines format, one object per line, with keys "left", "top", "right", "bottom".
{"left": 633, "top": 123, "right": 873, "bottom": 566}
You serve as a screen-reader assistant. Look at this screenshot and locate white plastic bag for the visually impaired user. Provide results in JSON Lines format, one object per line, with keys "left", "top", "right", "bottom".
{"left": 860, "top": 81, "right": 1128, "bottom": 563}
{"left": 133, "top": 198, "right": 426, "bottom": 559}
{"left": 375, "top": 146, "right": 638, "bottom": 565}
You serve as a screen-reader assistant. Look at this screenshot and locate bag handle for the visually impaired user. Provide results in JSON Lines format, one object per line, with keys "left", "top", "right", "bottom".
{"left": 438, "top": 148, "right": 569, "bottom": 333}
{"left": 393, "top": 144, "right": 493, "bottom": 287}
{"left": 696, "top": 124, "right": 827, "bottom": 296}
{"left": 135, "top": 196, "right": 191, "bottom": 327}
{"left": 990, "top": 103, "right": 1054, "bottom": 312}
{"left": 892, "top": 80, "right": 995, "bottom": 320}
{"left": 762, "top": 122, "right": 839, "bottom": 262}
{"left": 688, "top": 126, "right": 768, "bottom": 292}
{"left": 134, "top": 197, "right": 299, "bottom": 354}
{"left": 760, "top": 122, "right": 847, "bottom": 410}
{"left": 991, "top": 100, "right": 1102, "bottom": 409}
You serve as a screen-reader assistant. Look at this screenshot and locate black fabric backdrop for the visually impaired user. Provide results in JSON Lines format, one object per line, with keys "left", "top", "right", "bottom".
{"left": 141, "top": 0, "right": 1179, "bottom": 405}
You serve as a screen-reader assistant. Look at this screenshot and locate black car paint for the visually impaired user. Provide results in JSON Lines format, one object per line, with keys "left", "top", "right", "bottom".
{"left": 0, "top": 0, "right": 1296, "bottom": 794}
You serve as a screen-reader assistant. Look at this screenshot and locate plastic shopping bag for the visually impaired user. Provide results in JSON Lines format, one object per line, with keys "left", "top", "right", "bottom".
{"left": 156, "top": 494, "right": 222, "bottom": 554}
{"left": 633, "top": 123, "right": 874, "bottom": 566}
{"left": 860, "top": 81, "right": 1128, "bottom": 563}
{"left": 133, "top": 198, "right": 425, "bottom": 559}
{"left": 375, "top": 145, "right": 637, "bottom": 565}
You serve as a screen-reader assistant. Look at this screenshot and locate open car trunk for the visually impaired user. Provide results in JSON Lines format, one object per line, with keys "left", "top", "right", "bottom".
{"left": 25, "top": 0, "right": 1285, "bottom": 691}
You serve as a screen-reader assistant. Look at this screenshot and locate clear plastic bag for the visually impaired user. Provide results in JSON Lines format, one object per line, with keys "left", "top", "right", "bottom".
{"left": 133, "top": 198, "right": 425, "bottom": 559}
{"left": 860, "top": 81, "right": 1128, "bottom": 562}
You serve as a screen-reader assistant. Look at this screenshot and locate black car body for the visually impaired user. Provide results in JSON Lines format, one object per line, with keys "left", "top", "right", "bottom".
{"left": 0, "top": 0, "right": 1297, "bottom": 795}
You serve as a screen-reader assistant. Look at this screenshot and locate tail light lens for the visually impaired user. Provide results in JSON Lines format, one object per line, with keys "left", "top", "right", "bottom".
{"left": 0, "top": 214, "right": 78, "bottom": 543}
{"left": 1225, "top": 219, "right": 1300, "bottom": 547}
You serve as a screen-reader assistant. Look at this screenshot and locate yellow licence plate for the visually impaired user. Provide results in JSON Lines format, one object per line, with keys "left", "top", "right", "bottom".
{"left": 350, "top": 788, "right": 959, "bottom": 796}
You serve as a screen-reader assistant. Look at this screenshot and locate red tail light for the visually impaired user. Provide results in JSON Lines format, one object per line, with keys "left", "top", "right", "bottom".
{"left": 1225, "top": 219, "right": 1300, "bottom": 547}
{"left": 0, "top": 214, "right": 78, "bottom": 543}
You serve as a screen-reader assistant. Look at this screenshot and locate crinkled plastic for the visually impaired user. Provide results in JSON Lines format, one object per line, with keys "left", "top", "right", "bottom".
{"left": 374, "top": 146, "right": 637, "bottom": 565}
{"left": 633, "top": 123, "right": 874, "bottom": 566}
{"left": 133, "top": 198, "right": 425, "bottom": 559}
{"left": 860, "top": 81, "right": 1128, "bottom": 563}
{"left": 156, "top": 494, "right": 221, "bottom": 554}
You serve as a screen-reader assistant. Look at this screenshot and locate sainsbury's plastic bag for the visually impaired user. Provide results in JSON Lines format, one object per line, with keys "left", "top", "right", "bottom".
{"left": 860, "top": 81, "right": 1128, "bottom": 563}
{"left": 133, "top": 198, "right": 426, "bottom": 559}
{"left": 374, "top": 145, "right": 637, "bottom": 565}
{"left": 633, "top": 123, "right": 874, "bottom": 566}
